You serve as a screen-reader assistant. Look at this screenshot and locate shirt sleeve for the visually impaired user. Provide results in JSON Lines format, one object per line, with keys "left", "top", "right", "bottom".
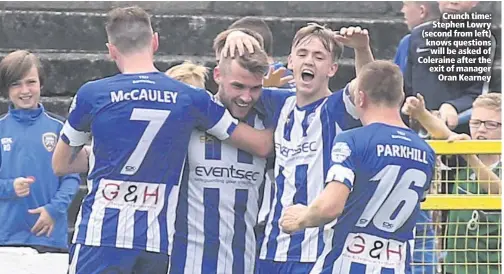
{"left": 60, "top": 83, "right": 93, "bottom": 147}
{"left": 394, "top": 34, "right": 411, "bottom": 73}
{"left": 44, "top": 174, "right": 80, "bottom": 221}
{"left": 341, "top": 83, "right": 360, "bottom": 121}
{"left": 257, "top": 88, "right": 294, "bottom": 129}
{"left": 0, "top": 178, "right": 15, "bottom": 199}
{"left": 190, "top": 89, "right": 239, "bottom": 141}
{"left": 325, "top": 132, "right": 357, "bottom": 191}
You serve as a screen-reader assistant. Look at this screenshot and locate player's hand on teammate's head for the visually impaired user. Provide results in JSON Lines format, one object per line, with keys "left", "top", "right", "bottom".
{"left": 334, "top": 26, "right": 370, "bottom": 51}
{"left": 28, "top": 206, "right": 55, "bottom": 237}
{"left": 447, "top": 133, "right": 471, "bottom": 142}
{"left": 12, "top": 176, "right": 35, "bottom": 198}
{"left": 263, "top": 66, "right": 294, "bottom": 88}
{"left": 222, "top": 30, "right": 261, "bottom": 58}
{"left": 280, "top": 204, "right": 308, "bottom": 234}
{"left": 401, "top": 93, "right": 427, "bottom": 118}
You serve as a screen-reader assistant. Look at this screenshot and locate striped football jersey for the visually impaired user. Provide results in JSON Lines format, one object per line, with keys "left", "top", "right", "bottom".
{"left": 61, "top": 72, "right": 237, "bottom": 254}
{"left": 169, "top": 110, "right": 267, "bottom": 274}
{"left": 258, "top": 85, "right": 361, "bottom": 262}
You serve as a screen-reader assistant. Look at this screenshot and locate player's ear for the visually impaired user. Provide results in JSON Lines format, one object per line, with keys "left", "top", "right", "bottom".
{"left": 357, "top": 90, "right": 366, "bottom": 108}
{"left": 213, "top": 66, "right": 221, "bottom": 85}
{"left": 106, "top": 43, "right": 117, "bottom": 61}
{"left": 328, "top": 62, "right": 338, "bottom": 78}
{"left": 287, "top": 54, "right": 293, "bottom": 70}
{"left": 152, "top": 32, "right": 159, "bottom": 53}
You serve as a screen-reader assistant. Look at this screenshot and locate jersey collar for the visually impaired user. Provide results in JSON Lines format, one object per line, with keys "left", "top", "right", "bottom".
{"left": 8, "top": 103, "right": 44, "bottom": 124}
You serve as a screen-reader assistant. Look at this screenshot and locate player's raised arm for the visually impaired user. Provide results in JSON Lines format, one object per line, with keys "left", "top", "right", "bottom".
{"left": 334, "top": 26, "right": 374, "bottom": 76}
{"left": 52, "top": 89, "right": 92, "bottom": 176}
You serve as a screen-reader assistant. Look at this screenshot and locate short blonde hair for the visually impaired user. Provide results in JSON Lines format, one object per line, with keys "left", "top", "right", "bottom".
{"left": 473, "top": 93, "right": 501, "bottom": 112}
{"left": 166, "top": 61, "right": 208, "bottom": 88}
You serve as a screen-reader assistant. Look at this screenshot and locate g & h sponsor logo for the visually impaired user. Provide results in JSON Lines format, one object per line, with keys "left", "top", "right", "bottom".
{"left": 98, "top": 180, "right": 165, "bottom": 210}
{"left": 343, "top": 233, "right": 405, "bottom": 268}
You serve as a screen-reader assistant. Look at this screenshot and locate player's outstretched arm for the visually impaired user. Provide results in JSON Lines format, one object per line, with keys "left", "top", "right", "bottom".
{"left": 280, "top": 182, "right": 350, "bottom": 234}
{"left": 228, "top": 125, "right": 274, "bottom": 158}
{"left": 52, "top": 89, "right": 93, "bottom": 176}
{"left": 447, "top": 134, "right": 501, "bottom": 194}
{"left": 402, "top": 93, "right": 453, "bottom": 139}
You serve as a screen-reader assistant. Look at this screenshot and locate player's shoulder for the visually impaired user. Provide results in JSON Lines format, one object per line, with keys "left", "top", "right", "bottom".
{"left": 326, "top": 87, "right": 345, "bottom": 106}
{"left": 369, "top": 123, "right": 435, "bottom": 152}
{"left": 410, "top": 21, "right": 434, "bottom": 38}
{"left": 324, "top": 85, "right": 357, "bottom": 119}
{"left": 398, "top": 33, "right": 411, "bottom": 46}
{"left": 262, "top": 86, "right": 296, "bottom": 97}
{"left": 75, "top": 74, "right": 121, "bottom": 99}
{"left": 260, "top": 87, "right": 296, "bottom": 110}
{"left": 43, "top": 110, "right": 66, "bottom": 126}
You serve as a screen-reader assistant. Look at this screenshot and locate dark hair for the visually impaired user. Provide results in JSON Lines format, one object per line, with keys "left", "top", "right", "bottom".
{"left": 0, "top": 50, "right": 44, "bottom": 95}
{"left": 228, "top": 16, "right": 274, "bottom": 56}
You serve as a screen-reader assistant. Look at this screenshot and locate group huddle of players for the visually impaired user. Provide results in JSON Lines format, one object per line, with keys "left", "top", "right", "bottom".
{"left": 51, "top": 6, "right": 436, "bottom": 274}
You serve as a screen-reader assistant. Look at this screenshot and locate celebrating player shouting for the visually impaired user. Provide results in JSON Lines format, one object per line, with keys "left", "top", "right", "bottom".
{"left": 223, "top": 23, "right": 373, "bottom": 273}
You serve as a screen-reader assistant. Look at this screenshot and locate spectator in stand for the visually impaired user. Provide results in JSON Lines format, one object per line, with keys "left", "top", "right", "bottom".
{"left": 403, "top": 92, "right": 501, "bottom": 274}
{"left": 403, "top": 1, "right": 495, "bottom": 130}
{"left": 0, "top": 50, "right": 80, "bottom": 270}
{"left": 394, "top": 1, "right": 440, "bottom": 71}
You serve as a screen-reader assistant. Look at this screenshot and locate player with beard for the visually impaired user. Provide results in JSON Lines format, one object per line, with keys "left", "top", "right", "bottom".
{"left": 222, "top": 23, "right": 373, "bottom": 273}
{"left": 168, "top": 33, "right": 272, "bottom": 274}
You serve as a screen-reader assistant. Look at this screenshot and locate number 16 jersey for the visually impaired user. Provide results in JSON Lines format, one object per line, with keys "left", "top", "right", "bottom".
{"left": 312, "top": 123, "right": 436, "bottom": 274}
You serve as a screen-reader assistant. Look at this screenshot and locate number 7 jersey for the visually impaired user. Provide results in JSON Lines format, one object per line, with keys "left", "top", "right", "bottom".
{"left": 60, "top": 72, "right": 238, "bottom": 254}
{"left": 312, "top": 123, "right": 436, "bottom": 274}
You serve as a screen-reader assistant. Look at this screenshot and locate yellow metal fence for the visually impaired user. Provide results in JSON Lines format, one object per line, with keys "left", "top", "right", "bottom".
{"left": 414, "top": 140, "right": 502, "bottom": 274}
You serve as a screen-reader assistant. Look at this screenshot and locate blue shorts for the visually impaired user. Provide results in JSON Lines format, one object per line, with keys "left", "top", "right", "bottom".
{"left": 255, "top": 259, "right": 315, "bottom": 274}
{"left": 68, "top": 243, "right": 169, "bottom": 274}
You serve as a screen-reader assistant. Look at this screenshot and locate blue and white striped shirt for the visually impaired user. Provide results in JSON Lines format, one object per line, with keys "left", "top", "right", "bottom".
{"left": 169, "top": 110, "right": 267, "bottom": 274}
{"left": 258, "top": 85, "right": 361, "bottom": 262}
